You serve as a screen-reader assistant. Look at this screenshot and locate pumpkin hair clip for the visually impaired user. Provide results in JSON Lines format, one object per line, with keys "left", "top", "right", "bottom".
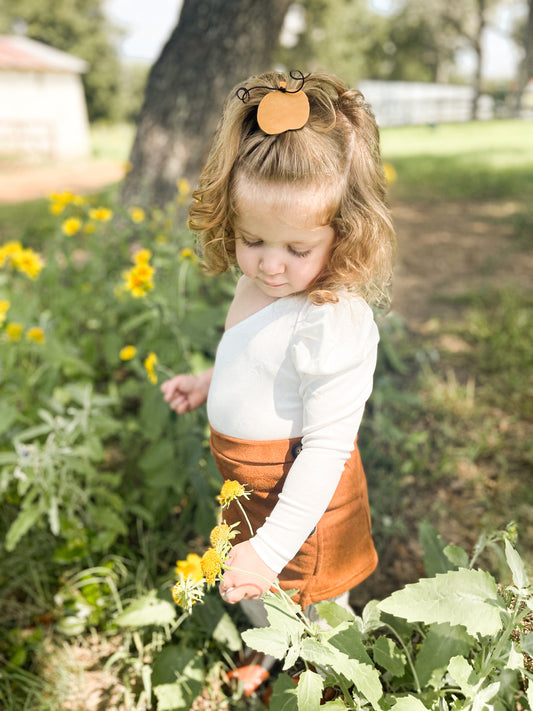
{"left": 236, "top": 70, "right": 311, "bottom": 135}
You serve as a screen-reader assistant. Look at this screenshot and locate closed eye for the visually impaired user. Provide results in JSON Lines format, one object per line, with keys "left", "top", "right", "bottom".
{"left": 239, "top": 236, "right": 262, "bottom": 248}
{"left": 289, "top": 246, "right": 311, "bottom": 258}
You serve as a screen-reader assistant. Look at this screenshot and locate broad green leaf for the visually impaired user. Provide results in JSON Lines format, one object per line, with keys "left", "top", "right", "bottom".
{"left": 447, "top": 655, "right": 477, "bottom": 696}
{"left": 504, "top": 539, "right": 530, "bottom": 590}
{"left": 390, "top": 696, "right": 429, "bottom": 710}
{"left": 297, "top": 670, "right": 323, "bottom": 711}
{"left": 378, "top": 568, "right": 502, "bottom": 637}
{"left": 263, "top": 590, "right": 303, "bottom": 637}
{"left": 152, "top": 645, "right": 204, "bottom": 709}
{"left": 321, "top": 701, "right": 346, "bottom": 710}
{"left": 472, "top": 682, "right": 500, "bottom": 711}
{"left": 114, "top": 590, "right": 176, "bottom": 627}
{"left": 5, "top": 504, "right": 42, "bottom": 551}
{"left": 506, "top": 642, "right": 524, "bottom": 671}
{"left": 419, "top": 521, "right": 458, "bottom": 575}
{"left": 212, "top": 612, "right": 242, "bottom": 652}
{"left": 521, "top": 632, "right": 533, "bottom": 656}
{"left": 372, "top": 636, "right": 406, "bottom": 677}
{"left": 153, "top": 682, "right": 187, "bottom": 710}
{"left": 362, "top": 599, "right": 382, "bottom": 633}
{"left": 270, "top": 673, "right": 298, "bottom": 711}
{"left": 328, "top": 624, "right": 373, "bottom": 666}
{"left": 414, "top": 623, "right": 474, "bottom": 688}
{"left": 241, "top": 625, "right": 290, "bottom": 660}
{"left": 314, "top": 600, "right": 354, "bottom": 627}
{"left": 444, "top": 544, "right": 469, "bottom": 568}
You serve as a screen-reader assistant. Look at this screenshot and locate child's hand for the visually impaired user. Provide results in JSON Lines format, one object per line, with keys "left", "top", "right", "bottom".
{"left": 160, "top": 369, "right": 212, "bottom": 413}
{"left": 219, "top": 541, "right": 277, "bottom": 604}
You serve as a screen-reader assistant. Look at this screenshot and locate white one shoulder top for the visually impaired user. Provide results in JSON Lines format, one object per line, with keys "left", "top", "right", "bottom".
{"left": 207, "top": 292, "right": 379, "bottom": 573}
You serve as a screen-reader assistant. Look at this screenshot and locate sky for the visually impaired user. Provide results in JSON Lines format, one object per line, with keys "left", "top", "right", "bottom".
{"left": 104, "top": 0, "right": 523, "bottom": 82}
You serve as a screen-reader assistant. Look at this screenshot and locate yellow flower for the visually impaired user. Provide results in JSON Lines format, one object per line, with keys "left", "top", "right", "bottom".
{"left": 12, "top": 248, "right": 44, "bottom": 279}
{"left": 6, "top": 322, "right": 23, "bottom": 342}
{"left": 133, "top": 248, "right": 152, "bottom": 265}
{"left": 209, "top": 523, "right": 236, "bottom": 553}
{"left": 383, "top": 162, "right": 397, "bottom": 185}
{"left": 0, "top": 241, "right": 23, "bottom": 267}
{"left": 200, "top": 547, "right": 223, "bottom": 585}
{"left": 26, "top": 327, "right": 45, "bottom": 344}
{"left": 177, "top": 178, "right": 190, "bottom": 196}
{"left": 128, "top": 207, "right": 146, "bottom": 224}
{"left": 119, "top": 345, "right": 136, "bottom": 361}
{"left": 217, "top": 480, "right": 247, "bottom": 508}
{"left": 123, "top": 263, "right": 155, "bottom": 298}
{"left": 49, "top": 201, "right": 65, "bottom": 215}
{"left": 89, "top": 207, "right": 113, "bottom": 222}
{"left": 61, "top": 217, "right": 82, "bottom": 236}
{"left": 171, "top": 577, "right": 205, "bottom": 612}
{"left": 175, "top": 553, "right": 203, "bottom": 583}
{"left": 144, "top": 351, "right": 158, "bottom": 384}
{"left": 72, "top": 195, "right": 86, "bottom": 206}
{"left": 180, "top": 247, "right": 196, "bottom": 262}
{"left": 0, "top": 299, "right": 10, "bottom": 325}
{"left": 156, "top": 234, "right": 168, "bottom": 245}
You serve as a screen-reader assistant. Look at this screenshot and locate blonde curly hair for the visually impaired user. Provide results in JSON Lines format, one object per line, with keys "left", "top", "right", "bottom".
{"left": 188, "top": 71, "right": 395, "bottom": 305}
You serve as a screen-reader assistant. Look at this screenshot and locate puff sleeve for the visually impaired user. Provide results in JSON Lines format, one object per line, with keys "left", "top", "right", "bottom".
{"left": 250, "top": 295, "right": 379, "bottom": 573}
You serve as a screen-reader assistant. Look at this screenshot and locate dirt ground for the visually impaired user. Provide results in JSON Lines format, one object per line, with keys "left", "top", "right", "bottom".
{"left": 3, "top": 161, "right": 532, "bottom": 706}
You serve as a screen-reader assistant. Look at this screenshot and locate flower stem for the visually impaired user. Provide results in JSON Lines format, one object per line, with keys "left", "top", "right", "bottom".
{"left": 236, "top": 498, "right": 255, "bottom": 537}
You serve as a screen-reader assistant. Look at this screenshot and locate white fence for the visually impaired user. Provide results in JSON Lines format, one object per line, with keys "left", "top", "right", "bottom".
{"left": 358, "top": 80, "right": 494, "bottom": 126}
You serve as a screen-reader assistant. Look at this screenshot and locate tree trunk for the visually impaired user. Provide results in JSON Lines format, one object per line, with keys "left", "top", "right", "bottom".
{"left": 513, "top": 0, "right": 533, "bottom": 117}
{"left": 121, "top": 0, "right": 291, "bottom": 208}
{"left": 470, "top": 0, "right": 487, "bottom": 120}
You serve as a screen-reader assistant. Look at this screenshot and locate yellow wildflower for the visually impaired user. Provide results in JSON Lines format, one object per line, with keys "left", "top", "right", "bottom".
{"left": 171, "top": 577, "right": 205, "bottom": 613}
{"left": 0, "top": 241, "right": 23, "bottom": 267}
{"left": 119, "top": 345, "right": 137, "bottom": 361}
{"left": 175, "top": 553, "right": 203, "bottom": 583}
{"left": 209, "top": 522, "right": 236, "bottom": 553}
{"left": 89, "top": 207, "right": 113, "bottom": 222}
{"left": 217, "top": 480, "right": 247, "bottom": 508}
{"left": 6, "top": 322, "right": 23, "bottom": 342}
{"left": 133, "top": 248, "right": 152, "bottom": 265}
{"left": 200, "top": 547, "right": 223, "bottom": 585}
{"left": 144, "top": 351, "right": 158, "bottom": 384}
{"left": 156, "top": 234, "right": 168, "bottom": 245}
{"left": 26, "top": 327, "right": 45, "bottom": 344}
{"left": 180, "top": 247, "right": 196, "bottom": 262}
{"left": 383, "top": 162, "right": 397, "bottom": 185}
{"left": 49, "top": 201, "right": 65, "bottom": 215}
{"left": 177, "top": 178, "right": 190, "bottom": 196}
{"left": 12, "top": 248, "right": 44, "bottom": 279}
{"left": 128, "top": 207, "right": 146, "bottom": 224}
{"left": 0, "top": 299, "right": 10, "bottom": 325}
{"left": 72, "top": 195, "right": 86, "bottom": 206}
{"left": 123, "top": 263, "right": 155, "bottom": 298}
{"left": 61, "top": 217, "right": 82, "bottom": 236}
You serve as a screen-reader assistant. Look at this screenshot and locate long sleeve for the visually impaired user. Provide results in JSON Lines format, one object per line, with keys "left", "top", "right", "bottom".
{"left": 250, "top": 296, "right": 379, "bottom": 573}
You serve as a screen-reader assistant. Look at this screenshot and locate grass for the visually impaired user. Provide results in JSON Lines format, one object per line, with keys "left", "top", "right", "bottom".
{"left": 90, "top": 122, "right": 135, "bottom": 162}
{"left": 381, "top": 119, "right": 533, "bottom": 200}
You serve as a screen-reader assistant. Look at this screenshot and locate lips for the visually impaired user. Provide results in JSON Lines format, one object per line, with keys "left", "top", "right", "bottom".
{"left": 262, "top": 280, "right": 286, "bottom": 288}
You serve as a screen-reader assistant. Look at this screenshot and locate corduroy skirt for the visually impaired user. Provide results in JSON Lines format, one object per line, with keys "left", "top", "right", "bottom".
{"left": 209, "top": 427, "right": 378, "bottom": 609}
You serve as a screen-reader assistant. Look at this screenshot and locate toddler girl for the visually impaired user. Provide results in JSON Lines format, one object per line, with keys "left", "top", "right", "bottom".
{"left": 161, "top": 70, "right": 394, "bottom": 612}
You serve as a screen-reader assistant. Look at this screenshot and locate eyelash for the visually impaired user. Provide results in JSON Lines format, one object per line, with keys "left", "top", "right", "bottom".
{"left": 239, "top": 236, "right": 311, "bottom": 259}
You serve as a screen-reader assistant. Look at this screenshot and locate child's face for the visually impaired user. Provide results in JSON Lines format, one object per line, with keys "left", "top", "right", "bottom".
{"left": 234, "top": 179, "right": 335, "bottom": 299}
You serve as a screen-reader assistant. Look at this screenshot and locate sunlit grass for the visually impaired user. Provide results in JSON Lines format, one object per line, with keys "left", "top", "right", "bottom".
{"left": 90, "top": 121, "right": 135, "bottom": 161}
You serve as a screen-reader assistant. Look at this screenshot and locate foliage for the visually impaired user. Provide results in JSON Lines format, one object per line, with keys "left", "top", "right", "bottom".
{"left": 0, "top": 0, "right": 139, "bottom": 122}
{"left": 242, "top": 525, "right": 533, "bottom": 709}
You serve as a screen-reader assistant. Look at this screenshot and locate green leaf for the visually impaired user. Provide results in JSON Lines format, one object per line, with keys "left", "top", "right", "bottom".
{"left": 414, "top": 623, "right": 474, "bottom": 688}
{"left": 153, "top": 683, "right": 186, "bottom": 710}
{"left": 114, "top": 590, "right": 176, "bottom": 627}
{"left": 390, "top": 696, "right": 429, "bottom": 710}
{"left": 314, "top": 600, "right": 354, "bottom": 627}
{"left": 241, "top": 625, "right": 290, "bottom": 660}
{"left": 263, "top": 590, "right": 303, "bottom": 636}
{"left": 419, "top": 522, "right": 458, "bottom": 576}
{"left": 212, "top": 612, "right": 242, "bottom": 652}
{"left": 5, "top": 504, "right": 42, "bottom": 551}
{"left": 520, "top": 632, "right": 533, "bottom": 656}
{"left": 321, "top": 701, "right": 346, "bottom": 710}
{"left": 362, "top": 599, "right": 382, "bottom": 633}
{"left": 297, "top": 670, "right": 323, "bottom": 711}
{"left": 328, "top": 624, "right": 373, "bottom": 666}
{"left": 504, "top": 539, "right": 530, "bottom": 590}
{"left": 447, "top": 655, "right": 477, "bottom": 696}
{"left": 0, "top": 401, "right": 18, "bottom": 435}
{"left": 372, "top": 636, "right": 406, "bottom": 677}
{"left": 270, "top": 673, "right": 298, "bottom": 711}
{"left": 444, "top": 544, "right": 469, "bottom": 568}
{"left": 152, "top": 646, "right": 204, "bottom": 709}
{"left": 378, "top": 568, "right": 502, "bottom": 637}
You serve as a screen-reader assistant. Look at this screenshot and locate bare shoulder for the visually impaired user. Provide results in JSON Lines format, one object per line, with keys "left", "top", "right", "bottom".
{"left": 225, "top": 276, "right": 278, "bottom": 330}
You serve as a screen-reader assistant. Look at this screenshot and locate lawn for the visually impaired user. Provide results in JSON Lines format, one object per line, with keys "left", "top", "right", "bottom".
{"left": 0, "top": 119, "right": 532, "bottom": 709}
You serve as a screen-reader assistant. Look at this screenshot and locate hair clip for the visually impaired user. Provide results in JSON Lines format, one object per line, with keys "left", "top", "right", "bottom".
{"left": 236, "top": 70, "right": 310, "bottom": 135}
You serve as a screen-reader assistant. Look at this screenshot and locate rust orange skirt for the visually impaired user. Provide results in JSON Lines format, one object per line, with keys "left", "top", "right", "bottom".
{"left": 209, "top": 428, "right": 378, "bottom": 609}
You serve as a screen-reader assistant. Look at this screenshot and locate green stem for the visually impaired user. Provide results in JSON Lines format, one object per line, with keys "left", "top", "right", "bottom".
{"left": 383, "top": 622, "right": 422, "bottom": 693}
{"left": 235, "top": 498, "right": 255, "bottom": 538}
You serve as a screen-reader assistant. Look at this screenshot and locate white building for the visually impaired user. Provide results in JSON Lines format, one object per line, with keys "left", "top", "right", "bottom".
{"left": 0, "top": 35, "right": 91, "bottom": 160}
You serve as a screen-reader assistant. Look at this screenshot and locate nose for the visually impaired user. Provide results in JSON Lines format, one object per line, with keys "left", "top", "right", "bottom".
{"left": 259, "top": 248, "right": 285, "bottom": 275}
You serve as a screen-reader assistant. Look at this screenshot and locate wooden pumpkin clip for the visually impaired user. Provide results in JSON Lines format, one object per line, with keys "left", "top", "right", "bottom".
{"left": 236, "top": 71, "right": 310, "bottom": 135}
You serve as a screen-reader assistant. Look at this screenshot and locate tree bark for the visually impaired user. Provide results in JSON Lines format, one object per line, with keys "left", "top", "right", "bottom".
{"left": 121, "top": 0, "right": 291, "bottom": 207}
{"left": 470, "top": 0, "right": 487, "bottom": 120}
{"left": 513, "top": 0, "right": 533, "bottom": 117}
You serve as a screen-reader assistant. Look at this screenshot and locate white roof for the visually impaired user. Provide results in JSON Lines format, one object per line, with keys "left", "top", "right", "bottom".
{"left": 0, "top": 35, "right": 89, "bottom": 73}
